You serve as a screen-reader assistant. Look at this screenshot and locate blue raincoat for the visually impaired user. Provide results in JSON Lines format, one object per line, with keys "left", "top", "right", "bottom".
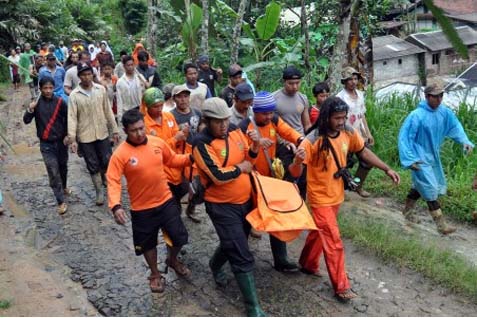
{"left": 398, "top": 100, "right": 473, "bottom": 201}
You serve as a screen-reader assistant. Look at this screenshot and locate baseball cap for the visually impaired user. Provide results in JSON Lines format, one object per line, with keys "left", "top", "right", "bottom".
{"left": 282, "top": 66, "right": 302, "bottom": 80}
{"left": 143, "top": 87, "right": 165, "bottom": 107}
{"left": 198, "top": 55, "right": 209, "bottom": 64}
{"left": 234, "top": 83, "right": 254, "bottom": 101}
{"left": 162, "top": 83, "right": 175, "bottom": 100}
{"left": 252, "top": 91, "right": 277, "bottom": 113}
{"left": 228, "top": 64, "right": 243, "bottom": 77}
{"left": 424, "top": 81, "right": 445, "bottom": 95}
{"left": 172, "top": 84, "right": 191, "bottom": 97}
{"left": 77, "top": 62, "right": 93, "bottom": 75}
{"left": 341, "top": 66, "right": 362, "bottom": 83}
{"left": 202, "top": 98, "right": 232, "bottom": 119}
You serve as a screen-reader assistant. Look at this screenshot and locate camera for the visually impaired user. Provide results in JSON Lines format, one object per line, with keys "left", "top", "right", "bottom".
{"left": 334, "top": 168, "right": 360, "bottom": 191}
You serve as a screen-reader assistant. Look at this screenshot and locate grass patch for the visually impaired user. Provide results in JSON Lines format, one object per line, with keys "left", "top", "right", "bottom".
{"left": 339, "top": 212, "right": 477, "bottom": 301}
{"left": 0, "top": 299, "right": 11, "bottom": 309}
{"left": 363, "top": 93, "right": 477, "bottom": 222}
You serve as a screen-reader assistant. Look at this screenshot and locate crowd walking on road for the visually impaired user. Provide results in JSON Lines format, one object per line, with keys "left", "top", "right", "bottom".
{"left": 2, "top": 36, "right": 475, "bottom": 317}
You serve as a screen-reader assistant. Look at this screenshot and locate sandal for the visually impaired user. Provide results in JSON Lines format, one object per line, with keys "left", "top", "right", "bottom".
{"left": 165, "top": 258, "right": 191, "bottom": 277}
{"left": 148, "top": 274, "right": 166, "bottom": 293}
{"left": 300, "top": 267, "right": 323, "bottom": 277}
{"left": 335, "top": 289, "right": 358, "bottom": 303}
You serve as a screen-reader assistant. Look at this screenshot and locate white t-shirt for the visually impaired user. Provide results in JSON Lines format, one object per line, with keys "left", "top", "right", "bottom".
{"left": 336, "top": 89, "right": 367, "bottom": 138}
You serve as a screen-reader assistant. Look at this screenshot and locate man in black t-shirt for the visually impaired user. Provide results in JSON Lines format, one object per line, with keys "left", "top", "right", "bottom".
{"left": 219, "top": 64, "right": 244, "bottom": 107}
{"left": 170, "top": 84, "right": 203, "bottom": 223}
{"left": 197, "top": 55, "right": 222, "bottom": 97}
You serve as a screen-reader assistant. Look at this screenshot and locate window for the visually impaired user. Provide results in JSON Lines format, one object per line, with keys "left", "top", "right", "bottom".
{"left": 432, "top": 53, "right": 440, "bottom": 65}
{"left": 398, "top": 59, "right": 402, "bottom": 65}
{"left": 383, "top": 61, "right": 387, "bottom": 65}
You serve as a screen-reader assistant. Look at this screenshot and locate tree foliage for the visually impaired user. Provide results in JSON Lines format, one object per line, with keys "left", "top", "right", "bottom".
{"left": 119, "top": 0, "right": 147, "bottom": 36}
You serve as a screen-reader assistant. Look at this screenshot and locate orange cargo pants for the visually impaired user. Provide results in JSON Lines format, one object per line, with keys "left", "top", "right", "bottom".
{"left": 299, "top": 204, "right": 350, "bottom": 294}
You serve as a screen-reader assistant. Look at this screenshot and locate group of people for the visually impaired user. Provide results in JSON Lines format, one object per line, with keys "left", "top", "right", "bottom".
{"left": 17, "top": 39, "right": 475, "bottom": 316}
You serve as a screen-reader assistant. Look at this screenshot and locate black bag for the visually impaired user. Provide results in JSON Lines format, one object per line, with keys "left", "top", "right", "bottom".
{"left": 328, "top": 143, "right": 360, "bottom": 191}
{"left": 189, "top": 138, "right": 229, "bottom": 204}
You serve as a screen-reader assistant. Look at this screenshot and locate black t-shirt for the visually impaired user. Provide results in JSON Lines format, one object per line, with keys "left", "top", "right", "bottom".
{"left": 170, "top": 108, "right": 202, "bottom": 145}
{"left": 219, "top": 86, "right": 235, "bottom": 108}
{"left": 198, "top": 68, "right": 218, "bottom": 97}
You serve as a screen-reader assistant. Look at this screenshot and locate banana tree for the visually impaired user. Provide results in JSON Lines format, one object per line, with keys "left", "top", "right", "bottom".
{"left": 182, "top": 1, "right": 203, "bottom": 61}
{"left": 241, "top": 1, "right": 281, "bottom": 65}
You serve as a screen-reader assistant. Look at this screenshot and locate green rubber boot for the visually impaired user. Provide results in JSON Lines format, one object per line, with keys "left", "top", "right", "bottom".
{"left": 234, "top": 272, "right": 266, "bottom": 317}
{"left": 209, "top": 247, "right": 229, "bottom": 287}
{"left": 270, "top": 235, "right": 298, "bottom": 272}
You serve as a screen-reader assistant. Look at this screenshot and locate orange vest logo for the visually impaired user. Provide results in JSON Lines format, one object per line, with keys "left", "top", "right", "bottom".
{"left": 129, "top": 156, "right": 139, "bottom": 166}
{"left": 220, "top": 149, "right": 227, "bottom": 157}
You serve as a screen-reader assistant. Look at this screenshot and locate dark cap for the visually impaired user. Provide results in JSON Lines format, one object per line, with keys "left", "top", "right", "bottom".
{"left": 228, "top": 64, "right": 243, "bottom": 77}
{"left": 283, "top": 66, "right": 302, "bottom": 80}
{"left": 77, "top": 62, "right": 93, "bottom": 75}
{"left": 234, "top": 83, "right": 254, "bottom": 101}
{"left": 198, "top": 55, "right": 209, "bottom": 64}
{"left": 46, "top": 53, "right": 56, "bottom": 60}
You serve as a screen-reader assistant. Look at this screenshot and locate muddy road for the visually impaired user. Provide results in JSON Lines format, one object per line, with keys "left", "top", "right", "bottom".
{"left": 1, "top": 86, "right": 477, "bottom": 316}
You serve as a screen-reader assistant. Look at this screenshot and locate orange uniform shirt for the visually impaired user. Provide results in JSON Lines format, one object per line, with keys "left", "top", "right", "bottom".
{"left": 107, "top": 136, "right": 191, "bottom": 211}
{"left": 193, "top": 126, "right": 257, "bottom": 204}
{"left": 240, "top": 115, "right": 302, "bottom": 176}
{"left": 143, "top": 111, "right": 184, "bottom": 185}
{"left": 301, "top": 128, "right": 365, "bottom": 207}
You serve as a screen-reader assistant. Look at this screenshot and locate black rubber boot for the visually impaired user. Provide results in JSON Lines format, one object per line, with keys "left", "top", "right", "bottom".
{"left": 234, "top": 272, "right": 266, "bottom": 317}
{"left": 209, "top": 246, "right": 229, "bottom": 287}
{"left": 269, "top": 235, "right": 298, "bottom": 272}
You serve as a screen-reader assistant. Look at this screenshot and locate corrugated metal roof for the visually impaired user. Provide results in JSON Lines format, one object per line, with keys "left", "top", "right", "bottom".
{"left": 373, "top": 35, "right": 426, "bottom": 61}
{"left": 446, "top": 13, "right": 477, "bottom": 23}
{"left": 406, "top": 26, "right": 477, "bottom": 51}
{"left": 375, "top": 82, "right": 477, "bottom": 110}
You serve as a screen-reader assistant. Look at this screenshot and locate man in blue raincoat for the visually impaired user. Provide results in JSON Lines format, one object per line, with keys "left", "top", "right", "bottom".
{"left": 398, "top": 81, "right": 474, "bottom": 234}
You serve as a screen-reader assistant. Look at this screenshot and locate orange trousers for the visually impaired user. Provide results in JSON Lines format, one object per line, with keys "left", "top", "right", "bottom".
{"left": 299, "top": 204, "right": 350, "bottom": 294}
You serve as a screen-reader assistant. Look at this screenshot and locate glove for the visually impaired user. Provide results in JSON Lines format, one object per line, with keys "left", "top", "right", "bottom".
{"left": 272, "top": 157, "right": 285, "bottom": 180}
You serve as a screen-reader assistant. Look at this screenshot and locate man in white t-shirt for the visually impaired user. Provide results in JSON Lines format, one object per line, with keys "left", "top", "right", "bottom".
{"left": 336, "top": 66, "right": 374, "bottom": 197}
{"left": 116, "top": 55, "right": 147, "bottom": 121}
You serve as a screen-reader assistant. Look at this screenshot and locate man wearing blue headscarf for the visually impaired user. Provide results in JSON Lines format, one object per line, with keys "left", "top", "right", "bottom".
{"left": 398, "top": 80, "right": 474, "bottom": 234}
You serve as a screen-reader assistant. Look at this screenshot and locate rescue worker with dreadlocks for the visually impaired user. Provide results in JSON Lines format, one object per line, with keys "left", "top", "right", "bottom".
{"left": 289, "top": 96, "right": 400, "bottom": 302}
{"left": 239, "top": 91, "right": 304, "bottom": 272}
{"left": 398, "top": 81, "right": 473, "bottom": 234}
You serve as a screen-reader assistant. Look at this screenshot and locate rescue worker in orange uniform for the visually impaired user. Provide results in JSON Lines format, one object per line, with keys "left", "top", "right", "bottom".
{"left": 239, "top": 91, "right": 304, "bottom": 272}
{"left": 141, "top": 87, "right": 189, "bottom": 207}
{"left": 193, "top": 98, "right": 265, "bottom": 316}
{"left": 106, "top": 109, "right": 192, "bottom": 294}
{"left": 289, "top": 97, "right": 400, "bottom": 302}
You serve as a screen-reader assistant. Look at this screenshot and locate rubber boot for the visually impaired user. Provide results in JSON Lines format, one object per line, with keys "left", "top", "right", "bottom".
{"left": 209, "top": 246, "right": 229, "bottom": 287}
{"left": 270, "top": 235, "right": 298, "bottom": 272}
{"left": 91, "top": 173, "right": 104, "bottom": 206}
{"left": 402, "top": 198, "right": 420, "bottom": 223}
{"left": 429, "top": 209, "right": 456, "bottom": 235}
{"left": 234, "top": 272, "right": 266, "bottom": 317}
{"left": 355, "top": 166, "right": 371, "bottom": 197}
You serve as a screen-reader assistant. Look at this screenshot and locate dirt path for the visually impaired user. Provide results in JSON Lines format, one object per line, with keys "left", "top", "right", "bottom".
{"left": 1, "top": 86, "right": 477, "bottom": 316}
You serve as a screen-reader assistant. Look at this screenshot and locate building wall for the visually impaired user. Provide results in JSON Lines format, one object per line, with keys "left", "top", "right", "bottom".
{"left": 374, "top": 55, "right": 420, "bottom": 82}
{"left": 425, "top": 46, "right": 477, "bottom": 76}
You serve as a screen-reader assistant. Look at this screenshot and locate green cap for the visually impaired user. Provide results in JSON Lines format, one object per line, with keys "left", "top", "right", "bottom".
{"left": 143, "top": 87, "right": 165, "bottom": 107}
